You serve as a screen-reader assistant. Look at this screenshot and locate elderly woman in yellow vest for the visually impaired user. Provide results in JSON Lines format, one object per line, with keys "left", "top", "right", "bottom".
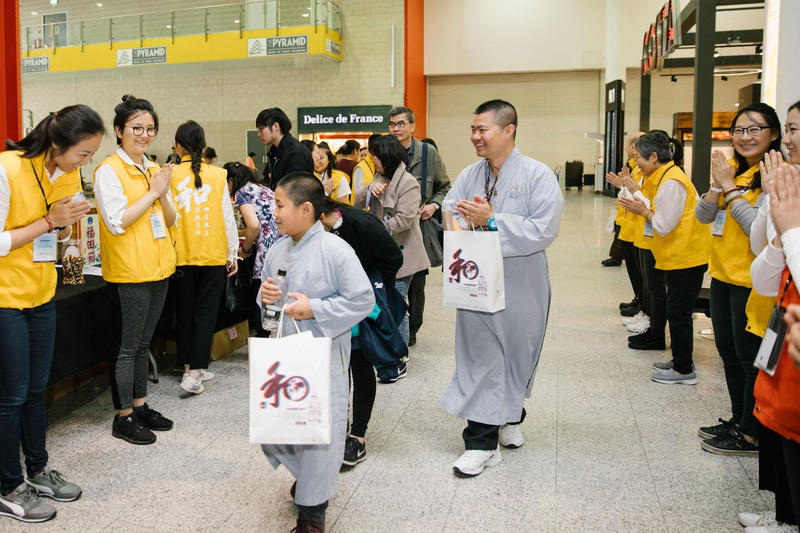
{"left": 170, "top": 121, "right": 238, "bottom": 395}
{"left": 693, "top": 103, "right": 783, "bottom": 457}
{"left": 619, "top": 130, "right": 711, "bottom": 385}
{"left": 0, "top": 105, "right": 102, "bottom": 523}
{"left": 94, "top": 95, "right": 177, "bottom": 446}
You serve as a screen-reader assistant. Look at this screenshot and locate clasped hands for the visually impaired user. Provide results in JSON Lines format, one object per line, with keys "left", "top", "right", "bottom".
{"left": 455, "top": 195, "right": 493, "bottom": 228}
{"left": 260, "top": 278, "right": 314, "bottom": 320}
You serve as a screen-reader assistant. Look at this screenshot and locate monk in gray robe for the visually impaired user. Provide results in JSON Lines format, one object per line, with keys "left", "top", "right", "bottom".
{"left": 439, "top": 100, "right": 563, "bottom": 477}
{"left": 259, "top": 172, "right": 374, "bottom": 531}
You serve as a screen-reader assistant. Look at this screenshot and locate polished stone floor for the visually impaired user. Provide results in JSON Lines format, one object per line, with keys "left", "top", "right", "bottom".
{"left": 8, "top": 189, "right": 771, "bottom": 532}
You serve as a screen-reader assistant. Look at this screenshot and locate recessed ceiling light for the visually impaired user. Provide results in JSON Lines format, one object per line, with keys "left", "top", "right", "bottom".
{"left": 233, "top": 19, "right": 240, "bottom": 23}
{"left": 166, "top": 25, "right": 172, "bottom": 29}
{"left": 97, "top": 3, "right": 103, "bottom": 6}
{"left": 31, "top": 11, "right": 38, "bottom": 15}
{"left": 302, "top": 13, "right": 309, "bottom": 17}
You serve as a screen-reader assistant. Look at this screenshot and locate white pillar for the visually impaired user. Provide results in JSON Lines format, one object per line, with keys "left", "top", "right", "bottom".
{"left": 762, "top": 0, "right": 800, "bottom": 116}
{"left": 605, "top": 0, "right": 626, "bottom": 83}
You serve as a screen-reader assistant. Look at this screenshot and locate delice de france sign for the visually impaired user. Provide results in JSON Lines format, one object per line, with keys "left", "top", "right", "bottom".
{"left": 298, "top": 106, "right": 392, "bottom": 133}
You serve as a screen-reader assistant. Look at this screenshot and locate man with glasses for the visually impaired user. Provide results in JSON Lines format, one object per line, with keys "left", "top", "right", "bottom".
{"left": 256, "top": 108, "right": 314, "bottom": 191}
{"left": 387, "top": 106, "right": 451, "bottom": 348}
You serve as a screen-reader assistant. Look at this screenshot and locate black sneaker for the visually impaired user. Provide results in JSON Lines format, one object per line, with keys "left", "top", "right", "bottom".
{"left": 628, "top": 330, "right": 650, "bottom": 343}
{"left": 112, "top": 412, "right": 156, "bottom": 445}
{"left": 343, "top": 436, "right": 367, "bottom": 466}
{"left": 620, "top": 304, "right": 643, "bottom": 317}
{"left": 136, "top": 404, "right": 173, "bottom": 431}
{"left": 602, "top": 258, "right": 622, "bottom": 267}
{"left": 628, "top": 332, "right": 666, "bottom": 350}
{"left": 379, "top": 361, "right": 408, "bottom": 384}
{"left": 409, "top": 334, "right": 417, "bottom": 347}
{"left": 698, "top": 418, "right": 736, "bottom": 439}
{"left": 619, "top": 297, "right": 640, "bottom": 310}
{"left": 701, "top": 431, "right": 758, "bottom": 457}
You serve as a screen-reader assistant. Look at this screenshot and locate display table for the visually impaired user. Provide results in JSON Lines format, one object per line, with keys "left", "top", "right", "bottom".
{"left": 50, "top": 272, "right": 115, "bottom": 385}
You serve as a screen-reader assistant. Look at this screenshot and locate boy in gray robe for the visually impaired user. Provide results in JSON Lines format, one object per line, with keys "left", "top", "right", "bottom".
{"left": 439, "top": 100, "right": 564, "bottom": 477}
{"left": 259, "top": 172, "right": 374, "bottom": 531}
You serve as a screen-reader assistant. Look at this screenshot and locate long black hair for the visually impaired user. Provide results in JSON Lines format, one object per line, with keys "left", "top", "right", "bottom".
{"left": 318, "top": 147, "right": 338, "bottom": 178}
{"left": 730, "top": 103, "right": 782, "bottom": 188}
{"left": 174, "top": 120, "right": 206, "bottom": 188}
{"left": 223, "top": 161, "right": 259, "bottom": 195}
{"left": 369, "top": 135, "right": 407, "bottom": 179}
{"left": 113, "top": 94, "right": 158, "bottom": 146}
{"left": 6, "top": 104, "right": 105, "bottom": 158}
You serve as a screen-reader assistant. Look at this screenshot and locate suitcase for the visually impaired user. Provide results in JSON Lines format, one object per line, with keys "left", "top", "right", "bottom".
{"left": 565, "top": 160, "right": 583, "bottom": 191}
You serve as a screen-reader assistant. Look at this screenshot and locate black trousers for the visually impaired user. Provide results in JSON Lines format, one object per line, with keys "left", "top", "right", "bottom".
{"left": 621, "top": 240, "right": 643, "bottom": 302}
{"left": 663, "top": 264, "right": 706, "bottom": 374}
{"left": 709, "top": 279, "right": 762, "bottom": 438}
{"left": 408, "top": 269, "right": 428, "bottom": 337}
{"left": 464, "top": 409, "right": 526, "bottom": 450}
{"left": 759, "top": 423, "right": 798, "bottom": 525}
{"left": 609, "top": 224, "right": 624, "bottom": 261}
{"left": 640, "top": 249, "right": 666, "bottom": 335}
{"left": 348, "top": 349, "right": 376, "bottom": 438}
{"left": 174, "top": 265, "right": 226, "bottom": 370}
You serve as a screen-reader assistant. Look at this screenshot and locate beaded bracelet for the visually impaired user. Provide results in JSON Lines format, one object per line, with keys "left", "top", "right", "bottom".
{"left": 42, "top": 214, "right": 54, "bottom": 232}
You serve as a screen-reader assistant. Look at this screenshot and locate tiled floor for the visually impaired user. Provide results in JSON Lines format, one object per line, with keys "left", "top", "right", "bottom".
{"left": 11, "top": 190, "right": 771, "bottom": 532}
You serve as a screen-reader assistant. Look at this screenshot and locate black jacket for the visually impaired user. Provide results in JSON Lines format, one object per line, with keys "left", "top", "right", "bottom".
{"left": 333, "top": 207, "right": 403, "bottom": 283}
{"left": 267, "top": 133, "right": 314, "bottom": 190}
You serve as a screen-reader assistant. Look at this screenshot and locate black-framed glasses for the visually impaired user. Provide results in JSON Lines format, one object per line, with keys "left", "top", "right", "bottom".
{"left": 730, "top": 125, "right": 772, "bottom": 137}
{"left": 388, "top": 121, "right": 411, "bottom": 129}
{"left": 127, "top": 125, "right": 158, "bottom": 137}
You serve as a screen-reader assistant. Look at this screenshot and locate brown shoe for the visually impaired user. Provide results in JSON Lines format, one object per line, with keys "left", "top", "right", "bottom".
{"left": 291, "top": 518, "right": 325, "bottom": 533}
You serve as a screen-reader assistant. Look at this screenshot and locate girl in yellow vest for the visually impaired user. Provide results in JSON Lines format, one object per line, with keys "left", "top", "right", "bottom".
{"left": 693, "top": 103, "right": 782, "bottom": 457}
{"left": 351, "top": 133, "right": 380, "bottom": 197}
{"left": 315, "top": 146, "right": 352, "bottom": 205}
{"left": 619, "top": 130, "right": 711, "bottom": 385}
{"left": 94, "top": 95, "right": 177, "bottom": 446}
{"left": 170, "top": 121, "right": 239, "bottom": 394}
{"left": 0, "top": 105, "right": 102, "bottom": 523}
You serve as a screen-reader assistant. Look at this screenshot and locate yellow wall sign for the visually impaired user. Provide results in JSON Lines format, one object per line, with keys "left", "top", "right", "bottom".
{"left": 22, "top": 27, "right": 342, "bottom": 73}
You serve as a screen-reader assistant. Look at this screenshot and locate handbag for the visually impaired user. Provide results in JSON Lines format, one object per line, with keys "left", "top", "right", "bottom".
{"left": 224, "top": 255, "right": 258, "bottom": 312}
{"left": 420, "top": 218, "right": 444, "bottom": 268}
{"left": 442, "top": 229, "right": 505, "bottom": 313}
{"left": 248, "top": 313, "right": 332, "bottom": 445}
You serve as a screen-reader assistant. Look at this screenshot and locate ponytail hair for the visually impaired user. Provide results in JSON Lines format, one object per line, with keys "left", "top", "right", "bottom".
{"left": 113, "top": 94, "right": 158, "bottom": 146}
{"left": 6, "top": 104, "right": 105, "bottom": 158}
{"left": 174, "top": 120, "right": 207, "bottom": 189}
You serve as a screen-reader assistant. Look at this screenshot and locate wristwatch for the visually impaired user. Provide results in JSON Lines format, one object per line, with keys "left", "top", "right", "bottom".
{"left": 487, "top": 217, "right": 497, "bottom": 231}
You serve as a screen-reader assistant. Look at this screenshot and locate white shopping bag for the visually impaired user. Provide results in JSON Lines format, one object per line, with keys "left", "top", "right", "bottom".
{"left": 248, "top": 315, "right": 332, "bottom": 445}
{"left": 442, "top": 230, "right": 505, "bottom": 313}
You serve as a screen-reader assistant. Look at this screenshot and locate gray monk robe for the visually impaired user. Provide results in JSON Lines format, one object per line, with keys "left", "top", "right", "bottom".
{"left": 439, "top": 148, "right": 564, "bottom": 425}
{"left": 258, "top": 221, "right": 374, "bottom": 506}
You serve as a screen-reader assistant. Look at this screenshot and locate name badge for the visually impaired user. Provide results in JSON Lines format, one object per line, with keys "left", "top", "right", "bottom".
{"left": 643, "top": 220, "right": 654, "bottom": 237}
{"left": 33, "top": 232, "right": 57, "bottom": 262}
{"left": 712, "top": 210, "right": 726, "bottom": 236}
{"left": 754, "top": 304, "right": 787, "bottom": 376}
{"left": 150, "top": 213, "right": 167, "bottom": 239}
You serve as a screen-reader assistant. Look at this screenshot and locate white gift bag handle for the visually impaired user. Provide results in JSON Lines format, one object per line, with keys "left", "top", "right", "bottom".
{"left": 275, "top": 305, "right": 301, "bottom": 339}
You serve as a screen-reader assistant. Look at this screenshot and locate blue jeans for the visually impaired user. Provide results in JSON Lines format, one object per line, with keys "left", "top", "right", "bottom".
{"left": 394, "top": 276, "right": 412, "bottom": 346}
{"left": 0, "top": 301, "right": 56, "bottom": 494}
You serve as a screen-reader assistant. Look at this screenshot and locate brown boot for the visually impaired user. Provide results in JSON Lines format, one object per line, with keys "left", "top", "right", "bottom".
{"left": 291, "top": 518, "right": 325, "bottom": 533}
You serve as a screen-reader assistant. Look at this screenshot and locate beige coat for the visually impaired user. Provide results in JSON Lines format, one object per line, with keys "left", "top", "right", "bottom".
{"left": 354, "top": 162, "right": 430, "bottom": 278}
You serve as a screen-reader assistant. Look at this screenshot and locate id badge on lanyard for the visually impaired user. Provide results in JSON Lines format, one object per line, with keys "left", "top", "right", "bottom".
{"left": 712, "top": 210, "right": 726, "bottom": 237}
{"left": 32, "top": 232, "right": 57, "bottom": 262}
{"left": 754, "top": 304, "right": 787, "bottom": 376}
{"left": 150, "top": 213, "right": 167, "bottom": 239}
{"left": 643, "top": 220, "right": 654, "bottom": 238}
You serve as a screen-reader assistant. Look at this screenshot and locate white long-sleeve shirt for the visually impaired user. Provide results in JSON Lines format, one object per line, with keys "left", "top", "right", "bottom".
{"left": 751, "top": 227, "right": 800, "bottom": 297}
{"left": 651, "top": 179, "right": 688, "bottom": 237}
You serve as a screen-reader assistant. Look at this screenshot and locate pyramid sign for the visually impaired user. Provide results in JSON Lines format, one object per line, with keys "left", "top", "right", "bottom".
{"left": 117, "top": 49, "right": 132, "bottom": 67}
{"left": 248, "top": 38, "right": 267, "bottom": 57}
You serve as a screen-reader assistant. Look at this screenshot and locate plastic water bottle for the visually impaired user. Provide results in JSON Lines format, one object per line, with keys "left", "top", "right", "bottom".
{"left": 262, "top": 268, "right": 287, "bottom": 332}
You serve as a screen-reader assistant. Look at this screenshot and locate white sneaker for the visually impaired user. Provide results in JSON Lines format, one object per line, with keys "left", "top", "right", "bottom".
{"left": 498, "top": 424, "right": 524, "bottom": 448}
{"left": 452, "top": 448, "right": 502, "bottom": 477}
{"left": 622, "top": 311, "right": 648, "bottom": 326}
{"left": 745, "top": 525, "right": 798, "bottom": 533}
{"left": 627, "top": 320, "right": 650, "bottom": 333}
{"left": 740, "top": 512, "right": 777, "bottom": 528}
{"left": 180, "top": 374, "right": 204, "bottom": 394}
{"left": 199, "top": 369, "right": 214, "bottom": 381}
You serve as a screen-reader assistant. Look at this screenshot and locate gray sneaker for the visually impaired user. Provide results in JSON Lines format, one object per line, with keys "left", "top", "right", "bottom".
{"left": 651, "top": 369, "right": 698, "bottom": 385}
{"left": 0, "top": 482, "right": 56, "bottom": 523}
{"left": 25, "top": 467, "right": 82, "bottom": 502}
{"left": 652, "top": 360, "right": 673, "bottom": 372}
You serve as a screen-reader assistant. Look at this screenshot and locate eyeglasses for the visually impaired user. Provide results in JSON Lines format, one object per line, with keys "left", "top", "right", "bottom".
{"left": 388, "top": 121, "right": 411, "bottom": 129}
{"left": 127, "top": 125, "right": 158, "bottom": 137}
{"left": 730, "top": 125, "right": 772, "bottom": 137}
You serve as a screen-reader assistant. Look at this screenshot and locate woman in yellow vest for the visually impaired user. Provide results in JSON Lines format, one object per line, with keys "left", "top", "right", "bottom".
{"left": 619, "top": 130, "right": 711, "bottom": 385}
{"left": 315, "top": 146, "right": 352, "bottom": 205}
{"left": 693, "top": 103, "right": 782, "bottom": 457}
{"left": 0, "top": 105, "right": 102, "bottom": 523}
{"left": 94, "top": 95, "right": 177, "bottom": 446}
{"left": 170, "top": 121, "right": 238, "bottom": 394}
{"left": 351, "top": 133, "right": 380, "bottom": 198}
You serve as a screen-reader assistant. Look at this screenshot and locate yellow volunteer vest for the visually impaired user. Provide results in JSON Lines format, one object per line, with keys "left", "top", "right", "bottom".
{"left": 618, "top": 164, "right": 644, "bottom": 243}
{"left": 354, "top": 156, "right": 376, "bottom": 189}
{"left": 745, "top": 290, "right": 776, "bottom": 338}
{"left": 708, "top": 162, "right": 762, "bottom": 287}
{"left": 649, "top": 163, "right": 711, "bottom": 270}
{"left": 614, "top": 159, "right": 636, "bottom": 227}
{"left": 0, "top": 152, "right": 82, "bottom": 308}
{"left": 94, "top": 154, "right": 177, "bottom": 283}
{"left": 632, "top": 172, "right": 658, "bottom": 250}
{"left": 170, "top": 159, "right": 229, "bottom": 266}
{"left": 317, "top": 170, "right": 353, "bottom": 205}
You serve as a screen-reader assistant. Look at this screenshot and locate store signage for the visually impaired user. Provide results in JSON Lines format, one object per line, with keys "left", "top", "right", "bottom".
{"left": 641, "top": 0, "right": 681, "bottom": 75}
{"left": 117, "top": 46, "right": 167, "bottom": 67}
{"left": 248, "top": 36, "right": 308, "bottom": 57}
{"left": 298, "top": 105, "right": 392, "bottom": 133}
{"left": 22, "top": 56, "right": 50, "bottom": 73}
{"left": 326, "top": 39, "right": 340, "bottom": 56}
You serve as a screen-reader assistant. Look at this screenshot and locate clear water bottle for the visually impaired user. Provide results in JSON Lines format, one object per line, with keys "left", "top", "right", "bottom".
{"left": 262, "top": 268, "right": 287, "bottom": 332}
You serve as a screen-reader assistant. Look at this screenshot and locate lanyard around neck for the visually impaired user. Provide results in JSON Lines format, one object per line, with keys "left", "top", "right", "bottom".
{"left": 30, "top": 159, "right": 51, "bottom": 211}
